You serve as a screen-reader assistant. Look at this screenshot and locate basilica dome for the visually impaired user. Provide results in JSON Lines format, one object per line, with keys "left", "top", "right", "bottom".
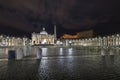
{"left": 40, "top": 27, "right": 48, "bottom": 35}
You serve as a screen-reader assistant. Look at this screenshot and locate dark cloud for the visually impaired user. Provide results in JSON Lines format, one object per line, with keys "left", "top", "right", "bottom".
{"left": 0, "top": 0, "right": 119, "bottom": 37}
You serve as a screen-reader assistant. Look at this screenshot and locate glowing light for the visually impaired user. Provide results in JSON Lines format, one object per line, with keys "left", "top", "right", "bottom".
{"left": 41, "top": 48, "right": 48, "bottom": 56}
{"left": 5, "top": 48, "right": 8, "bottom": 55}
{"left": 83, "top": 44, "right": 87, "bottom": 46}
{"left": 68, "top": 48, "right": 73, "bottom": 55}
{"left": 41, "top": 39, "right": 47, "bottom": 44}
{"left": 59, "top": 48, "right": 63, "bottom": 55}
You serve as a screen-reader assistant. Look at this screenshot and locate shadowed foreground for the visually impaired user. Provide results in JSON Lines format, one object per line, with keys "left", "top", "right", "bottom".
{"left": 0, "top": 47, "right": 120, "bottom": 80}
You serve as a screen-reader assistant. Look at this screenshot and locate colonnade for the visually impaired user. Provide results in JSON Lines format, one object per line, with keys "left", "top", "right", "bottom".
{"left": 64, "top": 34, "right": 120, "bottom": 47}
{"left": 0, "top": 35, "right": 29, "bottom": 46}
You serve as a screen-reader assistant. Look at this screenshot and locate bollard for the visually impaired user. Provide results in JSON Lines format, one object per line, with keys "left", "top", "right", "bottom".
{"left": 110, "top": 49, "right": 114, "bottom": 55}
{"left": 36, "top": 47, "right": 42, "bottom": 59}
{"left": 16, "top": 48, "right": 23, "bottom": 60}
{"left": 23, "top": 46, "right": 30, "bottom": 57}
{"left": 101, "top": 48, "right": 105, "bottom": 56}
{"left": 31, "top": 46, "right": 35, "bottom": 56}
{"left": 8, "top": 50, "right": 16, "bottom": 60}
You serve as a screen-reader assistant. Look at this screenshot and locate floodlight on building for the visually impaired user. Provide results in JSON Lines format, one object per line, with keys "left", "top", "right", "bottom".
{"left": 0, "top": 35, "right": 3, "bottom": 38}
{"left": 7, "top": 37, "right": 9, "bottom": 39}
{"left": 12, "top": 37, "right": 15, "bottom": 39}
{"left": 112, "top": 35, "right": 114, "bottom": 38}
{"left": 117, "top": 34, "right": 119, "bottom": 37}
{"left": 107, "top": 36, "right": 110, "bottom": 38}
{"left": 41, "top": 39, "right": 47, "bottom": 44}
{"left": 83, "top": 44, "right": 87, "bottom": 46}
{"left": 103, "top": 37, "right": 106, "bottom": 39}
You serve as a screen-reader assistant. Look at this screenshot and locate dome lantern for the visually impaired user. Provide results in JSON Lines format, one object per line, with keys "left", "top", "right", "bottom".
{"left": 40, "top": 27, "right": 48, "bottom": 35}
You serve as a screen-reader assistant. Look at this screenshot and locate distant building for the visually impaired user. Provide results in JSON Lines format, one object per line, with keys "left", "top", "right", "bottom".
{"left": 61, "top": 34, "right": 120, "bottom": 47}
{"left": 61, "top": 30, "right": 95, "bottom": 39}
{"left": 0, "top": 35, "right": 29, "bottom": 46}
{"left": 76, "top": 30, "right": 95, "bottom": 38}
{"left": 61, "top": 34, "right": 78, "bottom": 39}
{"left": 31, "top": 26, "right": 57, "bottom": 45}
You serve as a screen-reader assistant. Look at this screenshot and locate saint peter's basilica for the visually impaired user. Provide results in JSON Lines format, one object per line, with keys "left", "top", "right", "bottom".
{"left": 31, "top": 26, "right": 57, "bottom": 45}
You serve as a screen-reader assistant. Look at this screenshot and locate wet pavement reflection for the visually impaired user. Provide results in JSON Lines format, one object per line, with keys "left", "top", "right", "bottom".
{"left": 0, "top": 60, "right": 40, "bottom": 80}
{"left": 0, "top": 47, "right": 120, "bottom": 80}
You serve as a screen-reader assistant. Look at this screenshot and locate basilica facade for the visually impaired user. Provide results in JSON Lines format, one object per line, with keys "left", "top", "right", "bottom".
{"left": 31, "top": 26, "right": 57, "bottom": 45}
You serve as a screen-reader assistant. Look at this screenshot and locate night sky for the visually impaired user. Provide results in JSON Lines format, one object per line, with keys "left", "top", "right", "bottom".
{"left": 0, "top": 0, "right": 120, "bottom": 38}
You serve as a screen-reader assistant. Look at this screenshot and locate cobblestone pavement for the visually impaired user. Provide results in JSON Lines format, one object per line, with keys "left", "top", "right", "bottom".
{"left": 0, "top": 47, "right": 120, "bottom": 80}
{"left": 38, "top": 55, "right": 120, "bottom": 80}
{"left": 0, "top": 60, "right": 40, "bottom": 80}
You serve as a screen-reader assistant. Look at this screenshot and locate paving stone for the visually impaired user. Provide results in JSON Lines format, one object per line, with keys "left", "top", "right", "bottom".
{"left": 0, "top": 47, "right": 120, "bottom": 80}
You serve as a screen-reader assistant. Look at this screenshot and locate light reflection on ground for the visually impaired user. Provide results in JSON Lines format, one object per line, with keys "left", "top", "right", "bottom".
{"left": 0, "top": 47, "right": 120, "bottom": 80}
